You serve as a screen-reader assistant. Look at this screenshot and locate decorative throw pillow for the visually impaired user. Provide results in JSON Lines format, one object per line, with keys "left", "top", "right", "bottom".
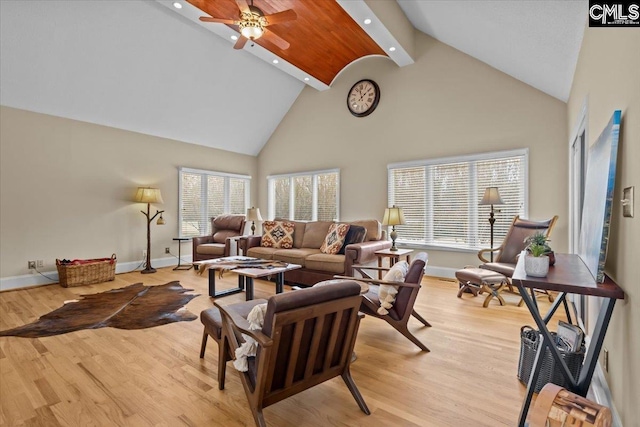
{"left": 320, "top": 223, "right": 351, "bottom": 254}
{"left": 378, "top": 261, "right": 409, "bottom": 315}
{"left": 261, "top": 221, "right": 295, "bottom": 249}
{"left": 338, "top": 225, "right": 367, "bottom": 255}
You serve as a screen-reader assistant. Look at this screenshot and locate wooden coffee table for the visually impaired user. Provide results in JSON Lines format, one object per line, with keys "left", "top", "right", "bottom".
{"left": 193, "top": 256, "right": 301, "bottom": 300}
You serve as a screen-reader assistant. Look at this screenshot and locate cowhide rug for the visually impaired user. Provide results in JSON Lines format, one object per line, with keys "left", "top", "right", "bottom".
{"left": 0, "top": 281, "right": 198, "bottom": 338}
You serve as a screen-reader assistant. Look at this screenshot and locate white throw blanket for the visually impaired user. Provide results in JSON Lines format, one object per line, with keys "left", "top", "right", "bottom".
{"left": 233, "top": 303, "right": 268, "bottom": 372}
{"left": 377, "top": 261, "right": 409, "bottom": 315}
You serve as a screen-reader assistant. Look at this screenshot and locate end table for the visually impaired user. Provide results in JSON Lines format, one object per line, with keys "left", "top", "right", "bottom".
{"left": 172, "top": 237, "right": 193, "bottom": 270}
{"left": 374, "top": 248, "right": 413, "bottom": 279}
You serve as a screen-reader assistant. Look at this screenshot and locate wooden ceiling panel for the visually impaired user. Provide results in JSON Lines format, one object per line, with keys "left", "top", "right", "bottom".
{"left": 187, "top": 0, "right": 387, "bottom": 85}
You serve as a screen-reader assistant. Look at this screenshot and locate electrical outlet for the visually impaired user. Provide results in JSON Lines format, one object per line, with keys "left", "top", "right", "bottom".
{"left": 604, "top": 348, "right": 609, "bottom": 372}
{"left": 36, "top": 260, "right": 44, "bottom": 268}
{"left": 142, "top": 250, "right": 147, "bottom": 258}
{"left": 28, "top": 261, "right": 36, "bottom": 269}
{"left": 165, "top": 247, "right": 170, "bottom": 254}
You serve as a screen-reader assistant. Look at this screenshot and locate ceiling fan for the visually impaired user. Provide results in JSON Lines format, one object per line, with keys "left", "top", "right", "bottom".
{"left": 199, "top": 0, "right": 297, "bottom": 50}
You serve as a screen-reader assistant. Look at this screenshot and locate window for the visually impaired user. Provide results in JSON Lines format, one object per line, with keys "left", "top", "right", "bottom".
{"left": 179, "top": 167, "right": 250, "bottom": 237}
{"left": 267, "top": 169, "right": 340, "bottom": 221}
{"left": 388, "top": 149, "right": 527, "bottom": 251}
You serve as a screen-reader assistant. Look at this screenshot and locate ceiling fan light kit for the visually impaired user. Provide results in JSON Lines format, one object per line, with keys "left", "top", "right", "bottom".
{"left": 199, "top": 0, "right": 296, "bottom": 50}
{"left": 239, "top": 7, "right": 266, "bottom": 40}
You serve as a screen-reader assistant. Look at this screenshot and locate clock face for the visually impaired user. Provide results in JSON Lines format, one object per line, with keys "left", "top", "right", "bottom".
{"left": 347, "top": 79, "right": 380, "bottom": 117}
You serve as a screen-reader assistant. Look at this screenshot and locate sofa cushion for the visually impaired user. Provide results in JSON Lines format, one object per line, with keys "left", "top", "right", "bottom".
{"left": 276, "top": 219, "right": 307, "bottom": 248}
{"left": 349, "top": 219, "right": 382, "bottom": 241}
{"left": 197, "top": 243, "right": 226, "bottom": 255}
{"left": 261, "top": 221, "right": 295, "bottom": 249}
{"left": 305, "top": 253, "right": 346, "bottom": 274}
{"left": 212, "top": 230, "right": 239, "bottom": 244}
{"left": 320, "top": 223, "right": 351, "bottom": 254}
{"left": 272, "top": 248, "right": 321, "bottom": 267}
{"left": 301, "top": 221, "right": 332, "bottom": 249}
{"left": 246, "top": 246, "right": 278, "bottom": 259}
{"left": 338, "top": 225, "right": 367, "bottom": 255}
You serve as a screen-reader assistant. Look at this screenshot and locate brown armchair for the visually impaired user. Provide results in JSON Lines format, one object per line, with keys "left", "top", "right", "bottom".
{"left": 192, "top": 214, "right": 245, "bottom": 262}
{"left": 336, "top": 252, "right": 431, "bottom": 352}
{"left": 215, "top": 280, "right": 370, "bottom": 427}
{"left": 479, "top": 215, "right": 558, "bottom": 301}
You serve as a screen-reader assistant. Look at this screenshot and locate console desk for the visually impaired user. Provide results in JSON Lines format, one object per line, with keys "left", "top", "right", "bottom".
{"left": 512, "top": 253, "right": 624, "bottom": 426}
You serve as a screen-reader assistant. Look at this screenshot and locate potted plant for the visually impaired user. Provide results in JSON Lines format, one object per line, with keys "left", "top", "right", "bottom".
{"left": 523, "top": 232, "right": 553, "bottom": 277}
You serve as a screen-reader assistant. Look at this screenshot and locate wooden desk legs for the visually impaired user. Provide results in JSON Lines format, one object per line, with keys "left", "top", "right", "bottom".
{"left": 515, "top": 285, "right": 617, "bottom": 426}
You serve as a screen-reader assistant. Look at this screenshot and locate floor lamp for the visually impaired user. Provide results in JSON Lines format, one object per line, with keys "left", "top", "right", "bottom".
{"left": 135, "top": 187, "right": 165, "bottom": 274}
{"left": 480, "top": 187, "right": 504, "bottom": 262}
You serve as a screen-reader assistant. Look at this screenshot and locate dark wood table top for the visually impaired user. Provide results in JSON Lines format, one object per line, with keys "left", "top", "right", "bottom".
{"left": 512, "top": 253, "right": 624, "bottom": 299}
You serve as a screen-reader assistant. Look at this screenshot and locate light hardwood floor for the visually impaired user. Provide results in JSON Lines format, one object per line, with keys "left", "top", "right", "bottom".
{"left": 0, "top": 268, "right": 565, "bottom": 426}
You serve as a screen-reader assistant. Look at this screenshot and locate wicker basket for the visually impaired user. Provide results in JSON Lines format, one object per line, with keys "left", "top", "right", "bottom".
{"left": 56, "top": 254, "right": 116, "bottom": 287}
{"left": 517, "top": 325, "right": 585, "bottom": 393}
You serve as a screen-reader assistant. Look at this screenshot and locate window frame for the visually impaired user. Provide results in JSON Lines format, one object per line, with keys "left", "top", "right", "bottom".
{"left": 267, "top": 168, "right": 340, "bottom": 221}
{"left": 178, "top": 167, "right": 251, "bottom": 238}
{"left": 387, "top": 149, "right": 529, "bottom": 252}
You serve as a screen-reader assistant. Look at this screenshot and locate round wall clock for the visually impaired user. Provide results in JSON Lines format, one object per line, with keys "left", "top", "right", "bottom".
{"left": 347, "top": 79, "right": 380, "bottom": 117}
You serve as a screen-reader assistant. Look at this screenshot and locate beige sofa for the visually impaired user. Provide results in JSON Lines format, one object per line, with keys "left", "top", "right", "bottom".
{"left": 244, "top": 219, "right": 391, "bottom": 286}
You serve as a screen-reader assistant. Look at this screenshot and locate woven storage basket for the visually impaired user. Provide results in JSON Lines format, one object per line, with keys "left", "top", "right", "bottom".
{"left": 517, "top": 325, "right": 585, "bottom": 393}
{"left": 56, "top": 254, "right": 116, "bottom": 287}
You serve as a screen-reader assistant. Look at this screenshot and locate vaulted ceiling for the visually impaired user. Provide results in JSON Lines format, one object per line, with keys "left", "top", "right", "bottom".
{"left": 0, "top": 1, "right": 587, "bottom": 156}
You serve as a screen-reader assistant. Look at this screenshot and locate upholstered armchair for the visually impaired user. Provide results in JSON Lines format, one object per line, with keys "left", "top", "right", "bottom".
{"left": 192, "top": 214, "right": 245, "bottom": 262}
{"left": 478, "top": 215, "right": 558, "bottom": 277}
{"left": 214, "top": 280, "right": 370, "bottom": 427}
{"left": 479, "top": 215, "right": 558, "bottom": 301}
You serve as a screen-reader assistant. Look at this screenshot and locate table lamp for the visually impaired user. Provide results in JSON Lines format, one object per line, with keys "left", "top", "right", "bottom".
{"left": 246, "top": 207, "right": 263, "bottom": 235}
{"left": 382, "top": 205, "right": 406, "bottom": 251}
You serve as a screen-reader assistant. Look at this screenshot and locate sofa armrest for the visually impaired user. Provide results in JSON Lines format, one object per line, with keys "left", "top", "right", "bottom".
{"left": 243, "top": 235, "right": 263, "bottom": 250}
{"left": 344, "top": 240, "right": 392, "bottom": 276}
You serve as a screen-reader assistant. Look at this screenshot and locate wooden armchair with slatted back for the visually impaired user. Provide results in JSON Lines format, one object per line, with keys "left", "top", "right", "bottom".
{"left": 215, "top": 280, "right": 370, "bottom": 427}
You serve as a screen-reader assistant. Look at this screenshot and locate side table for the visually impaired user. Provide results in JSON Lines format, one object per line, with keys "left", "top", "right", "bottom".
{"left": 374, "top": 248, "right": 413, "bottom": 279}
{"left": 172, "top": 237, "right": 193, "bottom": 271}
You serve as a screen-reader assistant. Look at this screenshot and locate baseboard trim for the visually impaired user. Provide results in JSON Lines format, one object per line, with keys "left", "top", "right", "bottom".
{"left": 0, "top": 256, "right": 188, "bottom": 292}
{"left": 589, "top": 354, "right": 622, "bottom": 426}
{"left": 425, "top": 266, "right": 457, "bottom": 280}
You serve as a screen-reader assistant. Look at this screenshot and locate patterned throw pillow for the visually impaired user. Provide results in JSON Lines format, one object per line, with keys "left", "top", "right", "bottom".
{"left": 320, "top": 223, "right": 351, "bottom": 254}
{"left": 261, "top": 221, "right": 295, "bottom": 249}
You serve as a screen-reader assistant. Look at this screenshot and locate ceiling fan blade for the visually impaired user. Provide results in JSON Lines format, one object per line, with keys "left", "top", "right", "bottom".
{"left": 264, "top": 9, "right": 297, "bottom": 25}
{"left": 199, "top": 16, "right": 237, "bottom": 25}
{"left": 265, "top": 29, "right": 290, "bottom": 50}
{"left": 235, "top": 0, "right": 250, "bottom": 14}
{"left": 233, "top": 36, "right": 248, "bottom": 50}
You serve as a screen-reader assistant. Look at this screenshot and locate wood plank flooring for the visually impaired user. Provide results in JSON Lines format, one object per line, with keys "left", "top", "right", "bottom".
{"left": 0, "top": 268, "right": 566, "bottom": 426}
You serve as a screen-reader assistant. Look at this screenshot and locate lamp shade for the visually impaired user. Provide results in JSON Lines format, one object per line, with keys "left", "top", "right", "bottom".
{"left": 135, "top": 187, "right": 164, "bottom": 204}
{"left": 246, "top": 207, "right": 263, "bottom": 222}
{"left": 382, "top": 205, "right": 406, "bottom": 226}
{"left": 479, "top": 187, "right": 504, "bottom": 205}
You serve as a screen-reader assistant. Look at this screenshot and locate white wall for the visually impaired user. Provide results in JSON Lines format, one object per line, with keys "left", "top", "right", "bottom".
{"left": 567, "top": 26, "right": 640, "bottom": 425}
{"left": 0, "top": 106, "right": 258, "bottom": 281}
{"left": 258, "top": 32, "right": 568, "bottom": 270}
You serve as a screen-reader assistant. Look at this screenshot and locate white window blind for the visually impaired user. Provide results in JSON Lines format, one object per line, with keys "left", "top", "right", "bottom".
{"left": 388, "top": 150, "right": 527, "bottom": 250}
{"left": 179, "top": 168, "right": 250, "bottom": 238}
{"left": 268, "top": 169, "right": 340, "bottom": 221}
